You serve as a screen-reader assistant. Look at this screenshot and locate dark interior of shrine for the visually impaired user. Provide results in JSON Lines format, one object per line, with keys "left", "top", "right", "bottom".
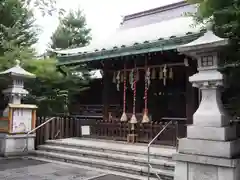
{"left": 73, "top": 50, "right": 198, "bottom": 122}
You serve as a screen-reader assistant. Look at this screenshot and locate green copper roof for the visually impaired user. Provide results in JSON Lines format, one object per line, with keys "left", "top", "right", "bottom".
{"left": 56, "top": 16, "right": 203, "bottom": 65}
{"left": 57, "top": 33, "right": 203, "bottom": 65}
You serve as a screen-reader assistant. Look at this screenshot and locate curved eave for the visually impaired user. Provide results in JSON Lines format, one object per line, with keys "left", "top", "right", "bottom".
{"left": 57, "top": 32, "right": 204, "bottom": 66}
{"left": 178, "top": 31, "right": 229, "bottom": 53}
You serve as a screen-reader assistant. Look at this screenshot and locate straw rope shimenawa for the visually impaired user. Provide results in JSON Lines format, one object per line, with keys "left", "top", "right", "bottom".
{"left": 142, "top": 59, "right": 150, "bottom": 123}
{"left": 130, "top": 66, "right": 138, "bottom": 127}
{"left": 120, "top": 63, "right": 128, "bottom": 122}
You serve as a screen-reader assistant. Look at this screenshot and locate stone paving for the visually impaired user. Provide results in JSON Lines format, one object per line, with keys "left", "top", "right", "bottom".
{"left": 91, "top": 174, "right": 139, "bottom": 180}
{"left": 0, "top": 158, "right": 137, "bottom": 180}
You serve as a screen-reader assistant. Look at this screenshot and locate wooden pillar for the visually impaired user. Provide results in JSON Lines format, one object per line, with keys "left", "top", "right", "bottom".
{"left": 102, "top": 65, "right": 111, "bottom": 121}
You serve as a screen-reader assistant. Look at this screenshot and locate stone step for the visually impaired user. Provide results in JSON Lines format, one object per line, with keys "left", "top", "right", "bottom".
{"left": 38, "top": 144, "right": 175, "bottom": 171}
{"left": 45, "top": 138, "right": 174, "bottom": 160}
{"left": 28, "top": 156, "right": 160, "bottom": 180}
{"left": 34, "top": 150, "right": 173, "bottom": 180}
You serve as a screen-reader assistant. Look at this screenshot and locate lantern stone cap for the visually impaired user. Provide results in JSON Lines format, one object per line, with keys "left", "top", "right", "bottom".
{"left": 0, "top": 60, "right": 36, "bottom": 78}
{"left": 2, "top": 87, "right": 29, "bottom": 95}
{"left": 178, "top": 25, "right": 228, "bottom": 53}
{"left": 8, "top": 104, "right": 37, "bottom": 109}
{"left": 189, "top": 70, "right": 223, "bottom": 83}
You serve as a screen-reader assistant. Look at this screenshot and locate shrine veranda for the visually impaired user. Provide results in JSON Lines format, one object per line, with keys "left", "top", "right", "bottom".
{"left": 54, "top": 1, "right": 202, "bottom": 146}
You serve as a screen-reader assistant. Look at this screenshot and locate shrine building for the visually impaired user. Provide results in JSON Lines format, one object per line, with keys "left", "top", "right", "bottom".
{"left": 54, "top": 1, "right": 203, "bottom": 146}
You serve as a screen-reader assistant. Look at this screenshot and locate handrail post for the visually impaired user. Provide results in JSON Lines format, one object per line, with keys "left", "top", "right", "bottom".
{"left": 175, "top": 121, "right": 178, "bottom": 147}
{"left": 148, "top": 145, "right": 150, "bottom": 180}
{"left": 23, "top": 117, "right": 56, "bottom": 152}
{"left": 147, "top": 120, "right": 173, "bottom": 180}
{"left": 25, "top": 133, "right": 29, "bottom": 152}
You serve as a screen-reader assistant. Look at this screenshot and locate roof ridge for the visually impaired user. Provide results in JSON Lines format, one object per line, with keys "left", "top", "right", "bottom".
{"left": 122, "top": 1, "right": 188, "bottom": 22}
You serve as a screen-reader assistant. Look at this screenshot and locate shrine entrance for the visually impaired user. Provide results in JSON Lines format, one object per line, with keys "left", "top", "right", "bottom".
{"left": 72, "top": 50, "right": 198, "bottom": 146}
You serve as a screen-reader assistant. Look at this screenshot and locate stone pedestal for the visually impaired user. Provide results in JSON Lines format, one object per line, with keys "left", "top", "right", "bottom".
{"left": 174, "top": 123, "right": 240, "bottom": 180}
{"left": 0, "top": 133, "right": 35, "bottom": 157}
{"left": 175, "top": 26, "right": 240, "bottom": 180}
{"left": 174, "top": 154, "right": 240, "bottom": 180}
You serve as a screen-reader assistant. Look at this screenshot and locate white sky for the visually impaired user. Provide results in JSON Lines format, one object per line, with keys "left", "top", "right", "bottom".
{"left": 34, "top": 0, "right": 182, "bottom": 54}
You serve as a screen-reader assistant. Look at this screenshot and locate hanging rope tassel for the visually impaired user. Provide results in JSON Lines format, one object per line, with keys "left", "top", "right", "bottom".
{"left": 129, "top": 70, "right": 134, "bottom": 90}
{"left": 151, "top": 68, "right": 156, "bottom": 80}
{"left": 130, "top": 68, "right": 137, "bottom": 126}
{"left": 159, "top": 67, "right": 163, "bottom": 80}
{"left": 184, "top": 58, "right": 189, "bottom": 67}
{"left": 116, "top": 71, "right": 121, "bottom": 91}
{"left": 136, "top": 69, "right": 140, "bottom": 82}
{"left": 120, "top": 72, "right": 124, "bottom": 83}
{"left": 142, "top": 67, "right": 150, "bottom": 123}
{"left": 112, "top": 72, "right": 116, "bottom": 83}
{"left": 120, "top": 65, "right": 128, "bottom": 122}
{"left": 169, "top": 67, "right": 174, "bottom": 80}
{"left": 163, "top": 64, "right": 167, "bottom": 86}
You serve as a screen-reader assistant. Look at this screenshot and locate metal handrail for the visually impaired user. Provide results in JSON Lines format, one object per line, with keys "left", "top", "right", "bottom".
{"left": 23, "top": 117, "right": 56, "bottom": 152}
{"left": 147, "top": 120, "right": 173, "bottom": 180}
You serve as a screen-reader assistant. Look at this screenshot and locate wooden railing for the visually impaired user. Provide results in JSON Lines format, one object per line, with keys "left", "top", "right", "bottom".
{"left": 35, "top": 115, "right": 187, "bottom": 148}
{"left": 35, "top": 116, "right": 79, "bottom": 148}
{"left": 91, "top": 117, "right": 187, "bottom": 146}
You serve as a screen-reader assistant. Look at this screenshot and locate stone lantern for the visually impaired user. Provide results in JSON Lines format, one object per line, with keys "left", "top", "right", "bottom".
{"left": 0, "top": 60, "right": 37, "bottom": 156}
{"left": 174, "top": 25, "right": 240, "bottom": 180}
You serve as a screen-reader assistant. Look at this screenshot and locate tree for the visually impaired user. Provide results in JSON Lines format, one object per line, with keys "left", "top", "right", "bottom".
{"left": 187, "top": 0, "right": 239, "bottom": 37}
{"left": 187, "top": 0, "right": 240, "bottom": 116}
{"left": 0, "top": 0, "right": 39, "bottom": 111}
{"left": 0, "top": 0, "right": 38, "bottom": 69}
{"left": 23, "top": 58, "right": 91, "bottom": 115}
{"left": 0, "top": 0, "right": 38, "bottom": 90}
{"left": 46, "top": 8, "right": 93, "bottom": 115}
{"left": 50, "top": 8, "right": 91, "bottom": 49}
{"left": 24, "top": 0, "right": 64, "bottom": 17}
{"left": 0, "top": 1, "right": 91, "bottom": 116}
{"left": 0, "top": 0, "right": 38, "bottom": 46}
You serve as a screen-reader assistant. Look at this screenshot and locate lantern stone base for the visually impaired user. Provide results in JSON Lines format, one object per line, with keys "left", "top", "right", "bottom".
{"left": 174, "top": 124, "right": 240, "bottom": 180}
{"left": 0, "top": 133, "right": 35, "bottom": 157}
{"left": 173, "top": 153, "right": 240, "bottom": 180}
{"left": 178, "top": 138, "right": 240, "bottom": 158}
{"left": 187, "top": 125, "right": 237, "bottom": 141}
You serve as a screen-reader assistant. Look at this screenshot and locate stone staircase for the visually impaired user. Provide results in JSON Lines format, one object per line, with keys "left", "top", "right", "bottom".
{"left": 32, "top": 138, "right": 176, "bottom": 180}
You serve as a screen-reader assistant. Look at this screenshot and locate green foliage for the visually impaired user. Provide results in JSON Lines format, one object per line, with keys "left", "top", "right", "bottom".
{"left": 50, "top": 8, "right": 91, "bottom": 49}
{"left": 187, "top": 0, "right": 240, "bottom": 39}
{"left": 45, "top": 8, "right": 93, "bottom": 115}
{"left": 0, "top": 0, "right": 91, "bottom": 116}
{"left": 187, "top": 0, "right": 240, "bottom": 116}
{"left": 0, "top": 0, "right": 38, "bottom": 46}
{"left": 25, "top": 0, "right": 65, "bottom": 17}
{"left": 0, "top": 0, "right": 38, "bottom": 69}
{"left": 0, "top": 0, "right": 37, "bottom": 94}
{"left": 23, "top": 58, "right": 90, "bottom": 115}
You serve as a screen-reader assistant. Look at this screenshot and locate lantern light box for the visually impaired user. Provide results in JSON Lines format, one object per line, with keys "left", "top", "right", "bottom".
{"left": 0, "top": 104, "right": 37, "bottom": 134}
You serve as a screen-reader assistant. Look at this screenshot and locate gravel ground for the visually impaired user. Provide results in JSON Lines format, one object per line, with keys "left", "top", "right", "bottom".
{"left": 0, "top": 158, "right": 137, "bottom": 180}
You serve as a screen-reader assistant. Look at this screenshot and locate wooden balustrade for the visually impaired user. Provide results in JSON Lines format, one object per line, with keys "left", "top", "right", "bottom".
{"left": 35, "top": 115, "right": 187, "bottom": 148}
{"left": 90, "top": 117, "right": 187, "bottom": 146}
{"left": 35, "top": 116, "right": 78, "bottom": 148}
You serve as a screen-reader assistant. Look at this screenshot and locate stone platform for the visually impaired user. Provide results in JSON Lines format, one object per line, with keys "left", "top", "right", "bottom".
{"left": 32, "top": 138, "right": 176, "bottom": 180}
